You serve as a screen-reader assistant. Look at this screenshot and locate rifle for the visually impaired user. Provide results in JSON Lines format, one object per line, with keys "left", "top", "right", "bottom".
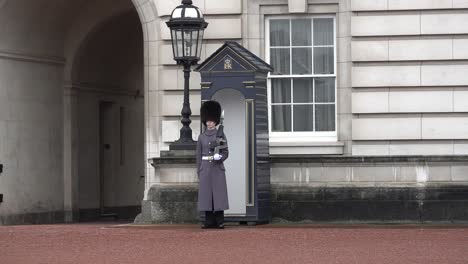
{"left": 213, "top": 110, "right": 227, "bottom": 156}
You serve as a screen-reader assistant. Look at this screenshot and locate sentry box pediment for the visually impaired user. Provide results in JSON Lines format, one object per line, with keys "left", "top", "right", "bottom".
{"left": 196, "top": 41, "right": 273, "bottom": 224}
{"left": 196, "top": 41, "right": 273, "bottom": 98}
{"left": 197, "top": 41, "right": 272, "bottom": 74}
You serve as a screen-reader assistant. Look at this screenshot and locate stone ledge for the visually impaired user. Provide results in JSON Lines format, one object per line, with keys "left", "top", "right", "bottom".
{"left": 270, "top": 142, "right": 345, "bottom": 155}
{"left": 272, "top": 184, "right": 468, "bottom": 222}
{"left": 149, "top": 150, "right": 197, "bottom": 166}
{"left": 0, "top": 211, "right": 65, "bottom": 226}
{"left": 270, "top": 155, "right": 468, "bottom": 164}
{"left": 0, "top": 49, "right": 65, "bottom": 65}
{"left": 272, "top": 184, "right": 468, "bottom": 201}
{"left": 150, "top": 154, "right": 468, "bottom": 165}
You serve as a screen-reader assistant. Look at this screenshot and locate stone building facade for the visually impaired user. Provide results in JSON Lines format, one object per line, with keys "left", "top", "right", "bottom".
{"left": 0, "top": 0, "right": 467, "bottom": 225}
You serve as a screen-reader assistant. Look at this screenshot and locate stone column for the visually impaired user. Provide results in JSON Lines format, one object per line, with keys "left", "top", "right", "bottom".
{"left": 63, "top": 85, "right": 80, "bottom": 222}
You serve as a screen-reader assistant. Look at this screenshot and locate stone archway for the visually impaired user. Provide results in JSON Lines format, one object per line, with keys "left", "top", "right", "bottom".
{"left": 0, "top": 0, "right": 160, "bottom": 225}
{"left": 71, "top": 9, "right": 145, "bottom": 221}
{"left": 62, "top": 0, "right": 160, "bottom": 222}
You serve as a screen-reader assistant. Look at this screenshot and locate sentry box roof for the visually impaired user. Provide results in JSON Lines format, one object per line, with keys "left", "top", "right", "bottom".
{"left": 196, "top": 41, "right": 273, "bottom": 74}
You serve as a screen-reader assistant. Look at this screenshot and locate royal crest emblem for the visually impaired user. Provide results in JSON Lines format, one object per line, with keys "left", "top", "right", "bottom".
{"left": 224, "top": 58, "right": 233, "bottom": 70}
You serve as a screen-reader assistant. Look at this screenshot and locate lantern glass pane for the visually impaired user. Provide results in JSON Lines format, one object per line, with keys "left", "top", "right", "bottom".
{"left": 171, "top": 30, "right": 176, "bottom": 58}
{"left": 182, "top": 30, "right": 192, "bottom": 57}
{"left": 182, "top": 29, "right": 199, "bottom": 58}
{"left": 184, "top": 8, "right": 198, "bottom": 18}
{"left": 190, "top": 30, "right": 195, "bottom": 57}
{"left": 172, "top": 8, "right": 183, "bottom": 18}
{"left": 176, "top": 30, "right": 183, "bottom": 58}
{"left": 194, "top": 30, "right": 200, "bottom": 59}
{"left": 197, "top": 30, "right": 204, "bottom": 59}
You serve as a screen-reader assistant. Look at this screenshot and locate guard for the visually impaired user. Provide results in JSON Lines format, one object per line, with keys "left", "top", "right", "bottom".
{"left": 196, "top": 100, "right": 229, "bottom": 229}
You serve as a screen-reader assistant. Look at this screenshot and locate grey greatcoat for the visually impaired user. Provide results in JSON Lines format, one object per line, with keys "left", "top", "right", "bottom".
{"left": 196, "top": 128, "right": 229, "bottom": 212}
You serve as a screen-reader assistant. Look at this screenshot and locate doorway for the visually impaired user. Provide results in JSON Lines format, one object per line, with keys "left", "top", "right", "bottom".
{"left": 213, "top": 89, "right": 247, "bottom": 216}
{"left": 75, "top": 9, "right": 145, "bottom": 221}
{"left": 99, "top": 101, "right": 120, "bottom": 217}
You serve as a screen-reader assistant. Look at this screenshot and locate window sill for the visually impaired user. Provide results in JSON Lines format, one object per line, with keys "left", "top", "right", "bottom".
{"left": 269, "top": 141, "right": 344, "bottom": 156}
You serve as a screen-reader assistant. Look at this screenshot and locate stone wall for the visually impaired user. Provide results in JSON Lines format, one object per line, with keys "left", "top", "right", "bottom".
{"left": 0, "top": 58, "right": 64, "bottom": 224}
{"left": 1, "top": 0, "right": 468, "bottom": 225}
{"left": 0, "top": 0, "right": 71, "bottom": 224}
{"left": 139, "top": 0, "right": 468, "bottom": 224}
{"left": 350, "top": 0, "right": 468, "bottom": 155}
{"left": 0, "top": 0, "right": 152, "bottom": 224}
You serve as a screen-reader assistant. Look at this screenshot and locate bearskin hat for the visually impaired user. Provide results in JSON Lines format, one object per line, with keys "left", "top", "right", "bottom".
{"left": 200, "top": 100, "right": 222, "bottom": 126}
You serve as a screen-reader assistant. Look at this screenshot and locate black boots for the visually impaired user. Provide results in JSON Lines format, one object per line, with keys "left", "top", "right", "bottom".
{"left": 203, "top": 210, "right": 224, "bottom": 229}
{"left": 201, "top": 223, "right": 223, "bottom": 229}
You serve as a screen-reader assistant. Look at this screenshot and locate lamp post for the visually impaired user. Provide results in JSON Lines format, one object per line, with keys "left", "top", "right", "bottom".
{"left": 166, "top": 0, "right": 208, "bottom": 150}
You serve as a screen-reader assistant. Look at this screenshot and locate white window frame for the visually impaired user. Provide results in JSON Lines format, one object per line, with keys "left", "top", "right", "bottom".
{"left": 265, "top": 15, "right": 337, "bottom": 143}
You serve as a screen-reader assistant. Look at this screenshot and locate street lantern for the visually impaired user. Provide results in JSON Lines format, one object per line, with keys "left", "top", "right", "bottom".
{"left": 166, "top": 0, "right": 208, "bottom": 150}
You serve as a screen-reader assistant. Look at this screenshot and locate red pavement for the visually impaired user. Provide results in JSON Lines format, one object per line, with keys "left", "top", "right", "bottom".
{"left": 0, "top": 223, "right": 467, "bottom": 264}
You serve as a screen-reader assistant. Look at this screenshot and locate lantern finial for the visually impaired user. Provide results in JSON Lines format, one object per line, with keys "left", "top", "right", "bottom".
{"left": 182, "top": 0, "right": 193, "bottom": 5}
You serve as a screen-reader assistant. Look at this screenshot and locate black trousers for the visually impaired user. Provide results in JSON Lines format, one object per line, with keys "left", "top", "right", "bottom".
{"left": 204, "top": 195, "right": 224, "bottom": 226}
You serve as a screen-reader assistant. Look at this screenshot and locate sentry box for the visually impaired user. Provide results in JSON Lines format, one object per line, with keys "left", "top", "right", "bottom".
{"left": 196, "top": 41, "right": 273, "bottom": 224}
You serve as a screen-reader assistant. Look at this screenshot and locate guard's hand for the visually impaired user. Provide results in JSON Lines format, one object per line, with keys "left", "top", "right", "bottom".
{"left": 214, "top": 154, "right": 222, "bottom": 161}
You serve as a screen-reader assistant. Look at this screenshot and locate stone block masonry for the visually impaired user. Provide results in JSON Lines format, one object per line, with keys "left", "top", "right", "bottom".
{"left": 137, "top": 156, "right": 468, "bottom": 224}
{"left": 271, "top": 185, "right": 468, "bottom": 223}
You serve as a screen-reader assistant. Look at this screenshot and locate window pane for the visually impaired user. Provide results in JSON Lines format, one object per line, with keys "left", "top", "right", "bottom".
{"left": 293, "top": 105, "right": 314, "bottom": 131}
{"left": 291, "top": 19, "right": 311, "bottom": 46}
{"left": 313, "top": 18, "right": 334, "bottom": 46}
{"left": 314, "top": 47, "right": 334, "bottom": 74}
{"left": 272, "top": 105, "right": 292, "bottom": 132}
{"left": 271, "top": 48, "right": 290, "bottom": 75}
{"left": 292, "top": 48, "right": 312, "bottom": 75}
{"left": 270, "top": 20, "right": 290, "bottom": 46}
{"left": 271, "top": 79, "right": 291, "bottom": 103}
{"left": 315, "top": 78, "right": 335, "bottom": 103}
{"left": 293, "top": 78, "right": 313, "bottom": 103}
{"left": 315, "top": 104, "right": 335, "bottom": 131}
